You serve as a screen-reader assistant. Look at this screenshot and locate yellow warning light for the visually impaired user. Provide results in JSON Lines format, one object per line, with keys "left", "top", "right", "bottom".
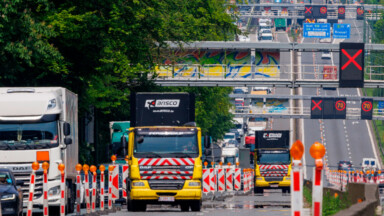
{"left": 309, "top": 142, "right": 326, "bottom": 159}
{"left": 290, "top": 140, "right": 304, "bottom": 160}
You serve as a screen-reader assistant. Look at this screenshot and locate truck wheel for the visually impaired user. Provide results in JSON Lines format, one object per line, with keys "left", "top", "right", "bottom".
{"left": 190, "top": 200, "right": 202, "bottom": 212}
{"left": 180, "top": 203, "right": 189, "bottom": 211}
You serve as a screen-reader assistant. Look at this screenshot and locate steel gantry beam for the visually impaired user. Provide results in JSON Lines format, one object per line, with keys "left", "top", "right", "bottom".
{"left": 165, "top": 41, "right": 384, "bottom": 51}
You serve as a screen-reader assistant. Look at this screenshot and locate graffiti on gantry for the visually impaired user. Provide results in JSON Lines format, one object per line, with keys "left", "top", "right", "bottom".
{"left": 155, "top": 49, "right": 280, "bottom": 78}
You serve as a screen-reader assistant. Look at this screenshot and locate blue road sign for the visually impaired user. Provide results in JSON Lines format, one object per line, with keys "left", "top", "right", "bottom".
{"left": 378, "top": 101, "right": 384, "bottom": 113}
{"left": 303, "top": 23, "right": 331, "bottom": 38}
{"left": 333, "top": 24, "right": 351, "bottom": 39}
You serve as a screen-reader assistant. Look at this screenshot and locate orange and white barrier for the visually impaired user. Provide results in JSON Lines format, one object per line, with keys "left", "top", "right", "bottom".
{"left": 202, "top": 169, "right": 211, "bottom": 193}
{"left": 225, "top": 168, "right": 233, "bottom": 191}
{"left": 234, "top": 168, "right": 241, "bottom": 191}
{"left": 75, "top": 164, "right": 82, "bottom": 215}
{"left": 218, "top": 168, "right": 225, "bottom": 192}
{"left": 27, "top": 162, "right": 40, "bottom": 216}
{"left": 58, "top": 164, "right": 66, "bottom": 216}
{"left": 42, "top": 162, "right": 49, "bottom": 216}
{"left": 100, "top": 165, "right": 106, "bottom": 211}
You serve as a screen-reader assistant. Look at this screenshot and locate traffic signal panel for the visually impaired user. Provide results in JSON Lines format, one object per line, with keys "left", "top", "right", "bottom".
{"left": 361, "top": 98, "right": 373, "bottom": 120}
{"left": 338, "top": 6, "right": 346, "bottom": 19}
{"left": 311, "top": 97, "right": 347, "bottom": 119}
{"left": 339, "top": 42, "right": 364, "bottom": 88}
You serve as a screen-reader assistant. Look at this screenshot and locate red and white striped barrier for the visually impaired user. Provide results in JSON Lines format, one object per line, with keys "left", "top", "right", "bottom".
{"left": 42, "top": 162, "right": 49, "bottom": 216}
{"left": 218, "top": 168, "right": 225, "bottom": 192}
{"left": 225, "top": 168, "right": 233, "bottom": 191}
{"left": 122, "top": 165, "right": 129, "bottom": 199}
{"left": 312, "top": 164, "right": 323, "bottom": 216}
{"left": 59, "top": 164, "right": 66, "bottom": 216}
{"left": 27, "top": 162, "right": 39, "bottom": 216}
{"left": 76, "top": 167, "right": 81, "bottom": 215}
{"left": 291, "top": 160, "right": 303, "bottom": 216}
{"left": 100, "top": 165, "right": 106, "bottom": 211}
{"left": 202, "top": 169, "right": 211, "bottom": 193}
{"left": 210, "top": 168, "right": 215, "bottom": 192}
{"left": 234, "top": 168, "right": 241, "bottom": 191}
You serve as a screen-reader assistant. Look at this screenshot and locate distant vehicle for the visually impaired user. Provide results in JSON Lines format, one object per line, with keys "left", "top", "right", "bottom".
{"left": 0, "top": 169, "right": 23, "bottom": 216}
{"left": 223, "top": 133, "right": 237, "bottom": 144}
{"left": 362, "top": 158, "right": 378, "bottom": 171}
{"left": 338, "top": 161, "right": 353, "bottom": 171}
{"left": 321, "top": 51, "right": 332, "bottom": 59}
{"left": 259, "top": 33, "right": 273, "bottom": 42}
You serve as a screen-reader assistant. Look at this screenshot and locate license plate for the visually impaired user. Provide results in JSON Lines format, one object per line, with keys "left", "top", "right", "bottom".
{"left": 158, "top": 196, "right": 175, "bottom": 202}
{"left": 270, "top": 184, "right": 279, "bottom": 188}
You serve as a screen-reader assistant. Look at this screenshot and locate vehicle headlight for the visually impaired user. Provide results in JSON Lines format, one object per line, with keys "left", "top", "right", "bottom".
{"left": 48, "top": 186, "right": 60, "bottom": 196}
{"left": 132, "top": 182, "right": 145, "bottom": 187}
{"left": 256, "top": 177, "right": 264, "bottom": 181}
{"left": 188, "top": 182, "right": 201, "bottom": 187}
{"left": 1, "top": 194, "right": 16, "bottom": 201}
{"left": 47, "top": 99, "right": 56, "bottom": 110}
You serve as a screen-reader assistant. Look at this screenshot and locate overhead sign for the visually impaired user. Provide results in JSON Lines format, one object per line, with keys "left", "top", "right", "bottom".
{"left": 303, "top": 23, "right": 331, "bottom": 38}
{"left": 304, "top": 5, "right": 313, "bottom": 18}
{"left": 311, "top": 97, "right": 347, "bottom": 119}
{"left": 338, "top": 6, "right": 346, "bottom": 19}
{"left": 313, "top": 5, "right": 328, "bottom": 19}
{"left": 356, "top": 6, "right": 364, "bottom": 20}
{"left": 361, "top": 98, "right": 373, "bottom": 120}
{"left": 333, "top": 24, "right": 351, "bottom": 39}
{"left": 339, "top": 42, "right": 364, "bottom": 88}
{"left": 311, "top": 97, "right": 323, "bottom": 119}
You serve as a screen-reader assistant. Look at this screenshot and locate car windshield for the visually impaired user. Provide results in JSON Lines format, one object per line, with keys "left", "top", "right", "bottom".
{"left": 258, "top": 153, "right": 290, "bottom": 164}
{"left": 0, "top": 121, "right": 58, "bottom": 150}
{"left": 134, "top": 129, "right": 198, "bottom": 157}
{"left": 0, "top": 172, "right": 12, "bottom": 185}
{"left": 224, "top": 135, "right": 235, "bottom": 139}
{"left": 224, "top": 157, "right": 236, "bottom": 164}
{"left": 261, "top": 36, "right": 273, "bottom": 40}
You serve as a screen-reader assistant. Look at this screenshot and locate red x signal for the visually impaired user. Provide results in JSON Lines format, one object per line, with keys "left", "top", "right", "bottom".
{"left": 305, "top": 7, "right": 312, "bottom": 13}
{"left": 312, "top": 100, "right": 322, "bottom": 110}
{"left": 341, "top": 49, "right": 362, "bottom": 70}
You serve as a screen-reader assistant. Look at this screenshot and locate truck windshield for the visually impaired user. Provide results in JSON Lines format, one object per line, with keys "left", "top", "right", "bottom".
{"left": 258, "top": 153, "right": 290, "bottom": 164}
{"left": 0, "top": 121, "right": 58, "bottom": 150}
{"left": 134, "top": 129, "right": 198, "bottom": 158}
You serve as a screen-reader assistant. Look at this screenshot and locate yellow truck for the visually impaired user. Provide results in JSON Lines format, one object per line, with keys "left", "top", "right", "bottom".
{"left": 122, "top": 92, "right": 209, "bottom": 212}
{"left": 254, "top": 131, "right": 292, "bottom": 194}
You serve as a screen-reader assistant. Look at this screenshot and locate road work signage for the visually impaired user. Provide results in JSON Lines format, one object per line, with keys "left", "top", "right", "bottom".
{"left": 303, "top": 23, "right": 330, "bottom": 38}
{"left": 333, "top": 24, "right": 350, "bottom": 39}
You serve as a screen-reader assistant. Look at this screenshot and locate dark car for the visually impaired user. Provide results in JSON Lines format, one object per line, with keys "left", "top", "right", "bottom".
{"left": 338, "top": 161, "right": 353, "bottom": 171}
{"left": 0, "top": 169, "right": 23, "bottom": 216}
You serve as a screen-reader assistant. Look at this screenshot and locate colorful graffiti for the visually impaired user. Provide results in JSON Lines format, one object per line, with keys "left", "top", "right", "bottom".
{"left": 156, "top": 49, "right": 280, "bottom": 78}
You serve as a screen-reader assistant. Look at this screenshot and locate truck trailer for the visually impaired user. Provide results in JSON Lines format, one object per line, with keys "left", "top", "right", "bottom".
{"left": 122, "top": 92, "right": 209, "bottom": 212}
{"left": 0, "top": 87, "right": 78, "bottom": 213}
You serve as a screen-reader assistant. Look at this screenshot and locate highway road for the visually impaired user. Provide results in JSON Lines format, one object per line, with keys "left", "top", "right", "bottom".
{"left": 300, "top": 15, "right": 381, "bottom": 184}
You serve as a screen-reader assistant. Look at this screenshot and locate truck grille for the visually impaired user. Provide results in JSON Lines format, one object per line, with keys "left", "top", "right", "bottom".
{"left": 13, "top": 172, "right": 43, "bottom": 201}
{"left": 148, "top": 180, "right": 185, "bottom": 190}
{"left": 264, "top": 176, "right": 284, "bottom": 182}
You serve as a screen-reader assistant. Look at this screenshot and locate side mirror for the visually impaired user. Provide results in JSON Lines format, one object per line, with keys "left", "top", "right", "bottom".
{"left": 204, "top": 135, "right": 211, "bottom": 149}
{"left": 63, "top": 122, "right": 71, "bottom": 136}
{"left": 16, "top": 180, "right": 24, "bottom": 186}
{"left": 64, "top": 137, "right": 72, "bottom": 145}
{"left": 204, "top": 149, "right": 212, "bottom": 156}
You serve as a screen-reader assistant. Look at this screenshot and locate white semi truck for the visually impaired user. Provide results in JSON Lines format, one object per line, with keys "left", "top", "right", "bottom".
{"left": 0, "top": 87, "right": 78, "bottom": 213}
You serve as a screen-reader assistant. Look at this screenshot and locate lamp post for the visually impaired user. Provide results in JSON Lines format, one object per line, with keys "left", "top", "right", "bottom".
{"left": 290, "top": 140, "right": 304, "bottom": 216}
{"left": 310, "top": 142, "right": 326, "bottom": 216}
